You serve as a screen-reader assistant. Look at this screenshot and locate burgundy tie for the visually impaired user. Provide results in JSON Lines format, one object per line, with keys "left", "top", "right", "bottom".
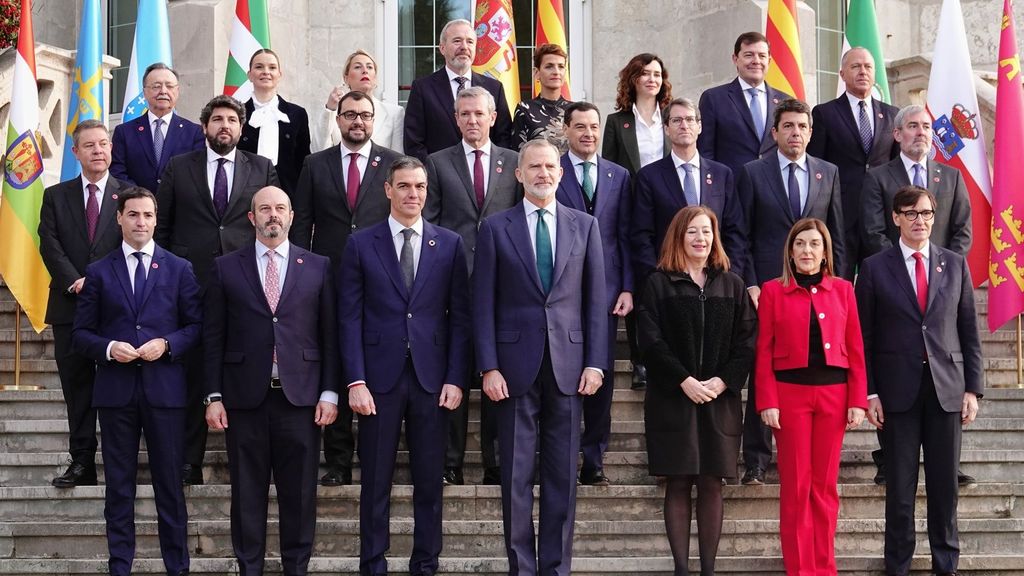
{"left": 473, "top": 149, "right": 485, "bottom": 210}
{"left": 912, "top": 252, "right": 928, "bottom": 313}
{"left": 347, "top": 152, "right": 360, "bottom": 212}
{"left": 85, "top": 183, "right": 100, "bottom": 242}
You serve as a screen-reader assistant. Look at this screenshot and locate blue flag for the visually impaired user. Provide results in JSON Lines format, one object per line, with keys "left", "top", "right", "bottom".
{"left": 121, "top": 0, "right": 172, "bottom": 122}
{"left": 60, "top": 0, "right": 104, "bottom": 181}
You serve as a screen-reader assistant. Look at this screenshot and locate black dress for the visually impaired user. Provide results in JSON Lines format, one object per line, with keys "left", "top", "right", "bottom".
{"left": 637, "top": 268, "right": 757, "bottom": 477}
{"left": 510, "top": 96, "right": 571, "bottom": 152}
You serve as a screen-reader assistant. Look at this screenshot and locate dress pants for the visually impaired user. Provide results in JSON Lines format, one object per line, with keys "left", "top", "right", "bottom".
{"left": 52, "top": 324, "right": 98, "bottom": 464}
{"left": 580, "top": 316, "right": 618, "bottom": 475}
{"left": 743, "top": 371, "right": 774, "bottom": 472}
{"left": 358, "top": 359, "right": 448, "bottom": 576}
{"left": 98, "top": 379, "right": 189, "bottom": 576}
{"left": 183, "top": 350, "right": 209, "bottom": 471}
{"left": 225, "top": 387, "right": 321, "bottom": 576}
{"left": 496, "top": 349, "right": 581, "bottom": 576}
{"left": 772, "top": 381, "right": 848, "bottom": 576}
{"left": 883, "top": 368, "right": 961, "bottom": 576}
{"left": 446, "top": 367, "right": 500, "bottom": 471}
{"left": 322, "top": 397, "right": 356, "bottom": 472}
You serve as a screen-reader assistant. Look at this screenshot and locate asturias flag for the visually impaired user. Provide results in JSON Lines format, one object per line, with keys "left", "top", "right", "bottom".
{"left": 60, "top": 0, "right": 104, "bottom": 181}
{"left": 764, "top": 0, "right": 806, "bottom": 101}
{"left": 0, "top": 0, "right": 52, "bottom": 332}
{"left": 120, "top": 0, "right": 172, "bottom": 122}
{"left": 223, "top": 0, "right": 271, "bottom": 101}
{"left": 473, "top": 0, "right": 521, "bottom": 115}
{"left": 837, "top": 0, "right": 891, "bottom": 102}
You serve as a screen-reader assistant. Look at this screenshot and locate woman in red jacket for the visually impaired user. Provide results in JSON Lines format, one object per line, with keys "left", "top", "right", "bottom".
{"left": 755, "top": 218, "right": 867, "bottom": 575}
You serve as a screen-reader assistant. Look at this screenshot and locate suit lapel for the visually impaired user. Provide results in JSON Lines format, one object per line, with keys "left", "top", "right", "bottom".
{"left": 278, "top": 246, "right": 305, "bottom": 306}
{"left": 506, "top": 208, "right": 546, "bottom": 295}
{"left": 355, "top": 144, "right": 384, "bottom": 214}
{"left": 763, "top": 155, "right": 794, "bottom": 222}
{"left": 558, "top": 154, "right": 586, "bottom": 212}
{"left": 434, "top": 70, "right": 458, "bottom": 132}
{"left": 110, "top": 250, "right": 137, "bottom": 315}
{"left": 225, "top": 152, "right": 251, "bottom": 218}
{"left": 884, "top": 247, "right": 922, "bottom": 316}
{"left": 869, "top": 98, "right": 890, "bottom": 153}
{"left": 133, "top": 116, "right": 159, "bottom": 170}
{"left": 409, "top": 223, "right": 440, "bottom": 303}
{"left": 373, "top": 225, "right": 409, "bottom": 298}
{"left": 139, "top": 246, "right": 163, "bottom": 308}
{"left": 93, "top": 178, "right": 121, "bottom": 247}
{"left": 325, "top": 145, "right": 349, "bottom": 215}
{"left": 888, "top": 158, "right": 911, "bottom": 187}
{"left": 239, "top": 246, "right": 271, "bottom": 313}
{"left": 188, "top": 152, "right": 219, "bottom": 220}
{"left": 836, "top": 97, "right": 866, "bottom": 153}
{"left": 551, "top": 203, "right": 577, "bottom": 289}
{"left": 592, "top": 158, "right": 615, "bottom": 219}
{"left": 802, "top": 157, "right": 822, "bottom": 217}
{"left": 617, "top": 118, "right": 641, "bottom": 176}
{"left": 762, "top": 86, "right": 783, "bottom": 153}
{"left": 483, "top": 148, "right": 510, "bottom": 214}
{"left": 925, "top": 245, "right": 949, "bottom": 314}
{"left": 64, "top": 181, "right": 89, "bottom": 244}
{"left": 449, "top": 146, "right": 478, "bottom": 213}
{"left": 728, "top": 80, "right": 759, "bottom": 140}
{"left": 662, "top": 158, "right": 687, "bottom": 208}
{"left": 160, "top": 113, "right": 186, "bottom": 169}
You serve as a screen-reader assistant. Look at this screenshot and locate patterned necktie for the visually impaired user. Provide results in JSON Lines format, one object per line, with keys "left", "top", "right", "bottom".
{"left": 912, "top": 252, "right": 928, "bottom": 313}
{"left": 473, "top": 149, "right": 486, "bottom": 210}
{"left": 153, "top": 118, "right": 165, "bottom": 162}
{"left": 400, "top": 228, "right": 415, "bottom": 290}
{"left": 912, "top": 163, "right": 926, "bottom": 188}
{"left": 347, "top": 152, "right": 360, "bottom": 212}
{"left": 535, "top": 208, "right": 553, "bottom": 293}
{"left": 858, "top": 100, "right": 873, "bottom": 154}
{"left": 85, "top": 183, "right": 100, "bottom": 242}
{"left": 581, "top": 161, "right": 595, "bottom": 202}
{"left": 788, "top": 162, "right": 802, "bottom": 219}
{"left": 681, "top": 163, "right": 698, "bottom": 206}
{"left": 213, "top": 158, "right": 229, "bottom": 219}
{"left": 455, "top": 76, "right": 468, "bottom": 94}
{"left": 748, "top": 87, "right": 765, "bottom": 139}
{"left": 265, "top": 250, "right": 280, "bottom": 363}
{"left": 133, "top": 252, "right": 146, "bottom": 310}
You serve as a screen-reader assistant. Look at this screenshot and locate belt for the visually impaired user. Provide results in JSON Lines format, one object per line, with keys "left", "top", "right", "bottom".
{"left": 270, "top": 377, "right": 282, "bottom": 389}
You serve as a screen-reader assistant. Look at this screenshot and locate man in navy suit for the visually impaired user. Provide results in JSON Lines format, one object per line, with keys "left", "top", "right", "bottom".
{"left": 807, "top": 47, "right": 899, "bottom": 277}
{"left": 737, "top": 98, "right": 846, "bottom": 485}
{"left": 72, "top": 187, "right": 202, "bottom": 576}
{"left": 204, "top": 186, "right": 339, "bottom": 576}
{"left": 633, "top": 97, "right": 748, "bottom": 283}
{"left": 340, "top": 157, "right": 471, "bottom": 576}
{"left": 110, "top": 63, "right": 205, "bottom": 195}
{"left": 403, "top": 18, "right": 512, "bottom": 161}
{"left": 857, "top": 186, "right": 982, "bottom": 576}
{"left": 475, "top": 139, "right": 607, "bottom": 575}
{"left": 555, "top": 101, "right": 632, "bottom": 487}
{"left": 697, "top": 32, "right": 793, "bottom": 176}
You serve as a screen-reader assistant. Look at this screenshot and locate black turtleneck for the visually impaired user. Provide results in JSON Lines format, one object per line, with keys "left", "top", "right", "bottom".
{"left": 775, "top": 272, "right": 848, "bottom": 385}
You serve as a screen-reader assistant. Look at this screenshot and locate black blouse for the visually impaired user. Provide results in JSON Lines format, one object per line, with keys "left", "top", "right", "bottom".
{"left": 774, "top": 272, "right": 848, "bottom": 385}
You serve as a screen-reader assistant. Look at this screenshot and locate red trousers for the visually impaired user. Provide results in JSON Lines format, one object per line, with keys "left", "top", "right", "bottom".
{"left": 773, "top": 382, "right": 848, "bottom": 576}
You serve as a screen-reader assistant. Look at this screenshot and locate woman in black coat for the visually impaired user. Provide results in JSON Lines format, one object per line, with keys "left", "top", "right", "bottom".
{"left": 637, "top": 205, "right": 756, "bottom": 576}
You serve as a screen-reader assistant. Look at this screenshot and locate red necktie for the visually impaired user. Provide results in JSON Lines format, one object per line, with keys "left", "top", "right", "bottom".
{"left": 473, "top": 149, "right": 485, "bottom": 210}
{"left": 912, "top": 252, "right": 928, "bottom": 313}
{"left": 85, "top": 183, "right": 100, "bottom": 242}
{"left": 346, "top": 152, "right": 360, "bottom": 212}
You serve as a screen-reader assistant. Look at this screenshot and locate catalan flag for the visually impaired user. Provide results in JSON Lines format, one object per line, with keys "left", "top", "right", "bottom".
{"left": 764, "top": 0, "right": 806, "bottom": 101}
{"left": 223, "top": 0, "right": 271, "bottom": 101}
{"left": 534, "top": 0, "right": 570, "bottom": 99}
{"left": 0, "top": 0, "right": 51, "bottom": 332}
{"left": 473, "top": 0, "right": 521, "bottom": 115}
{"left": 60, "top": 0, "right": 104, "bottom": 181}
{"left": 120, "top": 0, "right": 172, "bottom": 122}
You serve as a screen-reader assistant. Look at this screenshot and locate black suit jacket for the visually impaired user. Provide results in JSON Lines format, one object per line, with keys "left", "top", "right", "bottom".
{"left": 289, "top": 142, "right": 402, "bottom": 274}
{"left": 697, "top": 79, "right": 792, "bottom": 175}
{"left": 601, "top": 110, "right": 671, "bottom": 177}
{"left": 38, "top": 176, "right": 127, "bottom": 324}
{"left": 155, "top": 149, "right": 280, "bottom": 287}
{"left": 403, "top": 68, "right": 513, "bottom": 161}
{"left": 239, "top": 96, "right": 312, "bottom": 196}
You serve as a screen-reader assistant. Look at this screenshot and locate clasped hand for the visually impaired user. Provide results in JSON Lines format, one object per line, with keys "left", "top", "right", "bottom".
{"left": 680, "top": 376, "right": 726, "bottom": 404}
{"left": 111, "top": 338, "right": 166, "bottom": 363}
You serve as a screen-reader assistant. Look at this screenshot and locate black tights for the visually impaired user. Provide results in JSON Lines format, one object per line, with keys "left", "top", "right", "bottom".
{"left": 664, "top": 475, "right": 724, "bottom": 576}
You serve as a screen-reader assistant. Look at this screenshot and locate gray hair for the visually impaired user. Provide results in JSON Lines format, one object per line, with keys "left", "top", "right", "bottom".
{"left": 518, "top": 139, "right": 560, "bottom": 166}
{"left": 440, "top": 19, "right": 474, "bottom": 44}
{"left": 661, "top": 97, "right": 700, "bottom": 125}
{"left": 454, "top": 86, "right": 496, "bottom": 114}
{"left": 895, "top": 104, "right": 927, "bottom": 130}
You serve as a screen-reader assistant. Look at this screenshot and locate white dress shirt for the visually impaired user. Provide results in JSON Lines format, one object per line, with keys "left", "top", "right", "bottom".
{"left": 341, "top": 139, "right": 374, "bottom": 184}
{"left": 463, "top": 140, "right": 493, "bottom": 194}
{"left": 738, "top": 77, "right": 768, "bottom": 128}
{"left": 388, "top": 215, "right": 424, "bottom": 277}
{"left": 80, "top": 172, "right": 110, "bottom": 208}
{"left": 670, "top": 150, "right": 701, "bottom": 204}
{"left": 899, "top": 238, "right": 931, "bottom": 294}
{"left": 104, "top": 240, "right": 156, "bottom": 360}
{"left": 446, "top": 67, "right": 471, "bottom": 100}
{"left": 633, "top": 103, "right": 664, "bottom": 169}
{"left": 846, "top": 91, "right": 874, "bottom": 136}
{"left": 147, "top": 111, "right": 172, "bottom": 142}
{"left": 205, "top": 147, "right": 237, "bottom": 199}
{"left": 900, "top": 152, "right": 928, "bottom": 186}
{"left": 567, "top": 150, "right": 598, "bottom": 193}
{"left": 524, "top": 198, "right": 557, "bottom": 258}
{"left": 778, "top": 151, "right": 809, "bottom": 214}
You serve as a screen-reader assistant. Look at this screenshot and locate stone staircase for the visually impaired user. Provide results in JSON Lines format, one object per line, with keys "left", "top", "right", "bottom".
{"left": 1, "top": 280, "right": 1023, "bottom": 575}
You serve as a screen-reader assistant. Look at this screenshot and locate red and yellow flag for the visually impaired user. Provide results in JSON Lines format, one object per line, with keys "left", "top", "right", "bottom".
{"left": 473, "top": 0, "right": 521, "bottom": 115}
{"left": 534, "top": 0, "right": 570, "bottom": 99}
{"left": 765, "top": 0, "right": 806, "bottom": 100}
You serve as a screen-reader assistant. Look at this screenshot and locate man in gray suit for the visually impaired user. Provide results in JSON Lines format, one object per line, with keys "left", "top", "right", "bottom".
{"left": 424, "top": 85, "right": 522, "bottom": 485}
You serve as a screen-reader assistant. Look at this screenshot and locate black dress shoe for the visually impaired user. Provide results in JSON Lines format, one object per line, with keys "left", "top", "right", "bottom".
{"left": 482, "top": 466, "right": 501, "bottom": 485}
{"left": 579, "top": 470, "right": 611, "bottom": 486}
{"left": 442, "top": 467, "right": 464, "bottom": 486}
{"left": 958, "top": 472, "right": 977, "bottom": 488}
{"left": 52, "top": 460, "right": 97, "bottom": 488}
{"left": 181, "top": 464, "right": 204, "bottom": 486}
{"left": 631, "top": 364, "right": 648, "bottom": 390}
{"left": 874, "top": 465, "right": 887, "bottom": 486}
{"left": 741, "top": 466, "right": 765, "bottom": 486}
{"left": 319, "top": 467, "right": 352, "bottom": 486}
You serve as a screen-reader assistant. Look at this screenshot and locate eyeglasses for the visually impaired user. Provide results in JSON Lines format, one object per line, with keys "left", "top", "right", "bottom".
{"left": 339, "top": 111, "right": 375, "bottom": 122}
{"left": 899, "top": 209, "right": 935, "bottom": 221}
{"left": 145, "top": 83, "right": 179, "bottom": 91}
{"left": 667, "top": 116, "right": 699, "bottom": 127}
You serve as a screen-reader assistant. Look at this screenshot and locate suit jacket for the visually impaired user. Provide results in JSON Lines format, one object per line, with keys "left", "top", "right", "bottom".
{"left": 861, "top": 157, "right": 972, "bottom": 257}
{"left": 290, "top": 142, "right": 402, "bottom": 273}
{"left": 339, "top": 220, "right": 471, "bottom": 393}
{"left": 71, "top": 244, "right": 203, "bottom": 408}
{"left": 203, "top": 243, "right": 340, "bottom": 410}
{"left": 601, "top": 110, "right": 671, "bottom": 176}
{"left": 473, "top": 202, "right": 608, "bottom": 396}
{"left": 632, "top": 154, "right": 748, "bottom": 282}
{"left": 155, "top": 149, "right": 280, "bottom": 287}
{"left": 697, "top": 79, "right": 793, "bottom": 175}
{"left": 855, "top": 244, "right": 983, "bottom": 413}
{"left": 424, "top": 143, "right": 522, "bottom": 273}
{"left": 556, "top": 153, "right": 633, "bottom": 307}
{"left": 111, "top": 112, "right": 205, "bottom": 194}
{"left": 39, "top": 176, "right": 127, "bottom": 324}
{"left": 738, "top": 153, "right": 847, "bottom": 285}
{"left": 239, "top": 95, "right": 312, "bottom": 196}
{"left": 403, "top": 68, "right": 513, "bottom": 161}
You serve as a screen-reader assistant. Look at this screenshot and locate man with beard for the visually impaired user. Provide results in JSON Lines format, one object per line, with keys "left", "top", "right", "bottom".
{"left": 156, "top": 94, "right": 279, "bottom": 485}
{"left": 290, "top": 90, "right": 402, "bottom": 487}
{"left": 204, "top": 185, "right": 339, "bottom": 576}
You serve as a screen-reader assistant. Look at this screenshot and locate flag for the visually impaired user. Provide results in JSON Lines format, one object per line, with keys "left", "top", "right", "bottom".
{"left": 0, "top": 0, "right": 51, "bottom": 332}
{"left": 223, "top": 0, "right": 271, "bottom": 101}
{"left": 60, "top": 0, "right": 104, "bottom": 181}
{"left": 120, "top": 0, "right": 172, "bottom": 122}
{"left": 987, "top": 0, "right": 1024, "bottom": 331}
{"left": 836, "top": 0, "right": 891, "bottom": 102}
{"left": 764, "top": 0, "right": 806, "bottom": 100}
{"left": 472, "top": 0, "right": 521, "bottom": 115}
{"left": 926, "top": 0, "right": 992, "bottom": 287}
{"left": 534, "top": 0, "right": 570, "bottom": 99}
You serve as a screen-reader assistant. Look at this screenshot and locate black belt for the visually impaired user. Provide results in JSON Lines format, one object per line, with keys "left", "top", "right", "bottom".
{"left": 270, "top": 377, "right": 282, "bottom": 389}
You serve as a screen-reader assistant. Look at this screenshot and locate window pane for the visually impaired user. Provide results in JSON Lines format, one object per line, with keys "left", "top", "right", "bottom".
{"left": 108, "top": 0, "right": 138, "bottom": 114}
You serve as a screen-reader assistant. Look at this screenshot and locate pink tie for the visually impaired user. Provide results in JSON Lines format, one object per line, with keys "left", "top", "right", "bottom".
{"left": 912, "top": 252, "right": 928, "bottom": 313}
{"left": 346, "top": 153, "right": 360, "bottom": 212}
{"left": 473, "top": 149, "right": 485, "bottom": 210}
{"left": 265, "top": 250, "right": 280, "bottom": 363}
{"left": 85, "top": 183, "right": 100, "bottom": 242}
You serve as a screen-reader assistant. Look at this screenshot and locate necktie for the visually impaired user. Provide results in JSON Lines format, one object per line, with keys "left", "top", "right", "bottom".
{"left": 400, "top": 228, "right": 415, "bottom": 290}
{"left": 264, "top": 250, "right": 280, "bottom": 363}
{"left": 153, "top": 118, "right": 165, "bottom": 162}
{"left": 133, "top": 252, "right": 146, "bottom": 311}
{"left": 85, "top": 183, "right": 100, "bottom": 242}
{"left": 213, "top": 158, "right": 229, "bottom": 219}
{"left": 788, "top": 162, "right": 802, "bottom": 218}
{"left": 347, "top": 152, "right": 360, "bottom": 212}
{"left": 858, "top": 100, "right": 873, "bottom": 154}
{"left": 912, "top": 252, "right": 928, "bottom": 313}
{"left": 473, "top": 149, "right": 486, "bottom": 210}
{"left": 912, "top": 163, "right": 926, "bottom": 188}
{"left": 455, "top": 76, "right": 468, "bottom": 94}
{"left": 681, "top": 164, "right": 698, "bottom": 206}
{"left": 581, "top": 161, "right": 595, "bottom": 202}
{"left": 748, "top": 87, "right": 765, "bottom": 139}
{"left": 535, "top": 208, "right": 553, "bottom": 293}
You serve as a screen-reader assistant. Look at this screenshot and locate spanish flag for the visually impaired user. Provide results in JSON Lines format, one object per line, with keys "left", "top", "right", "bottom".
{"left": 473, "top": 0, "right": 521, "bottom": 115}
{"left": 535, "top": 0, "right": 571, "bottom": 99}
{"left": 764, "top": 0, "right": 806, "bottom": 100}
{"left": 0, "top": 0, "right": 51, "bottom": 332}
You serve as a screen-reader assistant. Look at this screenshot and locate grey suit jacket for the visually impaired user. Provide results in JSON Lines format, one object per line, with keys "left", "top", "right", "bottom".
{"left": 423, "top": 142, "right": 523, "bottom": 273}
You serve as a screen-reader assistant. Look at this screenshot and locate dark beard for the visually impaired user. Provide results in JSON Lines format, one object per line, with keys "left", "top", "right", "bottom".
{"left": 207, "top": 133, "right": 238, "bottom": 155}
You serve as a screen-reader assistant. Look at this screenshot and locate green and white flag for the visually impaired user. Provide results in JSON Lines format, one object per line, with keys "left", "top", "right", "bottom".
{"left": 837, "top": 0, "right": 891, "bottom": 102}
{"left": 223, "top": 0, "right": 270, "bottom": 101}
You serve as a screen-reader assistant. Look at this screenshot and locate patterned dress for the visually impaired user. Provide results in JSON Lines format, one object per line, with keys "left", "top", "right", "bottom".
{"left": 510, "top": 96, "right": 571, "bottom": 153}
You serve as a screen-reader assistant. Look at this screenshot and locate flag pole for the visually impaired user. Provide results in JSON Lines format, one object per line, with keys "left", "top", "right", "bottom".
{"left": 1, "top": 303, "right": 40, "bottom": 391}
{"left": 1018, "top": 314, "right": 1023, "bottom": 388}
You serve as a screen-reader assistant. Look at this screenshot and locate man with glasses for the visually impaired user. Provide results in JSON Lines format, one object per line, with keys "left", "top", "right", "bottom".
{"left": 290, "top": 89, "right": 402, "bottom": 486}
{"left": 111, "top": 63, "right": 204, "bottom": 196}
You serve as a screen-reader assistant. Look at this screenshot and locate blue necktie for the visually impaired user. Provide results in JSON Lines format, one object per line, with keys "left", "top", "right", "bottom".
{"left": 857, "top": 100, "right": 873, "bottom": 154}
{"left": 681, "top": 163, "right": 698, "bottom": 206}
{"left": 748, "top": 87, "right": 765, "bottom": 139}
{"left": 913, "top": 163, "right": 926, "bottom": 188}
{"left": 788, "top": 163, "right": 802, "bottom": 219}
{"left": 535, "top": 208, "right": 553, "bottom": 294}
{"left": 133, "top": 252, "right": 147, "bottom": 310}
{"left": 153, "top": 118, "right": 165, "bottom": 162}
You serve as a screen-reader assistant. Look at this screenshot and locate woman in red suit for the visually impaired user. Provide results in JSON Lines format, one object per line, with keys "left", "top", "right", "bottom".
{"left": 755, "top": 218, "right": 867, "bottom": 575}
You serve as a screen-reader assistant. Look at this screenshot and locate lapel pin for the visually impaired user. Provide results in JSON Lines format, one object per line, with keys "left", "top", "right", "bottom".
{"left": 151, "top": 262, "right": 159, "bottom": 269}
{"left": 496, "top": 167, "right": 503, "bottom": 173}
{"left": 706, "top": 178, "right": 713, "bottom": 185}
{"left": 772, "top": 98, "right": 779, "bottom": 104}
{"left": 815, "top": 172, "right": 823, "bottom": 180}
{"left": 178, "top": 123, "right": 183, "bottom": 128}
{"left": 428, "top": 239, "right": 437, "bottom": 247}
{"left": 607, "top": 171, "right": 612, "bottom": 178}
{"left": 878, "top": 113, "right": 884, "bottom": 118}
{"left": 623, "top": 122, "right": 630, "bottom": 129}
{"left": 934, "top": 177, "right": 940, "bottom": 183}
{"left": 137, "top": 126, "right": 145, "bottom": 132}
{"left": 296, "top": 258, "right": 304, "bottom": 264}
{"left": 111, "top": 194, "right": 118, "bottom": 200}
{"left": 374, "top": 155, "right": 381, "bottom": 162}
{"left": 371, "top": 161, "right": 379, "bottom": 167}
{"left": 497, "top": 159, "right": 504, "bottom": 165}
{"left": 936, "top": 265, "right": 943, "bottom": 273}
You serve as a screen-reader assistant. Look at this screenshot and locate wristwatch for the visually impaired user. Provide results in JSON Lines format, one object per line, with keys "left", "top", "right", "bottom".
{"left": 203, "top": 394, "right": 222, "bottom": 407}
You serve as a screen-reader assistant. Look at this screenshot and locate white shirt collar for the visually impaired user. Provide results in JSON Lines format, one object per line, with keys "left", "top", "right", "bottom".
{"left": 671, "top": 150, "right": 700, "bottom": 170}
{"left": 900, "top": 152, "right": 927, "bottom": 172}
{"left": 737, "top": 77, "right": 763, "bottom": 93}
{"left": 462, "top": 140, "right": 492, "bottom": 156}
{"left": 777, "top": 151, "right": 808, "bottom": 171}
{"left": 256, "top": 239, "right": 290, "bottom": 260}
{"left": 899, "top": 237, "right": 930, "bottom": 262}
{"left": 567, "top": 150, "right": 597, "bottom": 166}
{"left": 845, "top": 91, "right": 872, "bottom": 109}
{"left": 252, "top": 94, "right": 279, "bottom": 110}
{"left": 631, "top": 103, "right": 662, "bottom": 127}
{"left": 147, "top": 110, "right": 174, "bottom": 126}
{"left": 523, "top": 197, "right": 557, "bottom": 217}
{"left": 206, "top": 146, "right": 237, "bottom": 164}
{"left": 81, "top": 172, "right": 110, "bottom": 192}
{"left": 446, "top": 67, "right": 470, "bottom": 84}
{"left": 121, "top": 239, "right": 156, "bottom": 259}
{"left": 341, "top": 139, "right": 374, "bottom": 159}
{"left": 388, "top": 215, "right": 424, "bottom": 237}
